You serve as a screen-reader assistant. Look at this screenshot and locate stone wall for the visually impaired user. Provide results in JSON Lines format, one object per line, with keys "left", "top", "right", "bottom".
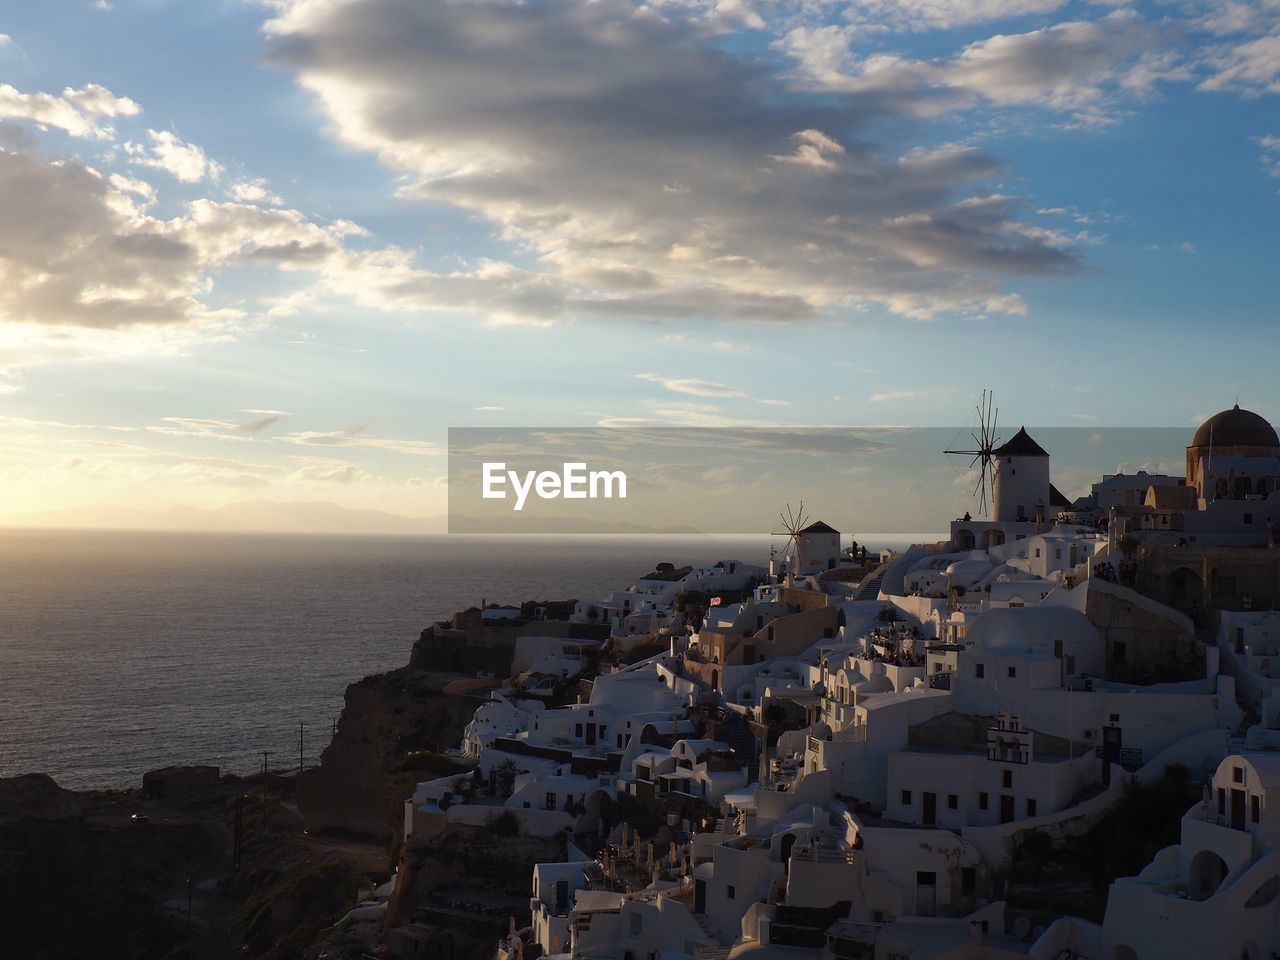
{"left": 1085, "top": 580, "right": 1203, "bottom": 684}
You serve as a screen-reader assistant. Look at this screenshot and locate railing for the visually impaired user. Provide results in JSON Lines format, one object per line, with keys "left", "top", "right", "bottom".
{"left": 928, "top": 672, "right": 952, "bottom": 690}
{"left": 1094, "top": 745, "right": 1144, "bottom": 768}
{"left": 831, "top": 725, "right": 867, "bottom": 743}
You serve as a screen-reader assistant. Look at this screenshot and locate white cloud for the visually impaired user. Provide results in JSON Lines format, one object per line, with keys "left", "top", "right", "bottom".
{"left": 869, "top": 389, "right": 916, "bottom": 403}
{"left": 841, "top": 0, "right": 1068, "bottom": 32}
{"left": 474, "top": 405, "right": 506, "bottom": 412}
{"left": 261, "top": 0, "right": 1083, "bottom": 324}
{"left": 0, "top": 82, "right": 139, "bottom": 138}
{"left": 1257, "top": 132, "right": 1280, "bottom": 176}
{"left": 0, "top": 148, "right": 365, "bottom": 329}
{"left": 769, "top": 129, "right": 846, "bottom": 170}
{"left": 635, "top": 373, "right": 748, "bottom": 397}
{"left": 1200, "top": 33, "right": 1280, "bottom": 94}
{"left": 126, "top": 130, "right": 224, "bottom": 183}
{"left": 779, "top": 12, "right": 1184, "bottom": 125}
{"left": 229, "top": 177, "right": 283, "bottom": 205}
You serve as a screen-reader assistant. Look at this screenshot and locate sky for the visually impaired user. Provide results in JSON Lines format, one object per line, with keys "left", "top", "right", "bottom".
{"left": 0, "top": 0, "right": 1277, "bottom": 531}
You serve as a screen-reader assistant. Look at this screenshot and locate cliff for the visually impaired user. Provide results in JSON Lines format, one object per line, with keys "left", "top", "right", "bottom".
{"left": 295, "top": 667, "right": 481, "bottom": 841}
{"left": 298, "top": 611, "right": 608, "bottom": 842}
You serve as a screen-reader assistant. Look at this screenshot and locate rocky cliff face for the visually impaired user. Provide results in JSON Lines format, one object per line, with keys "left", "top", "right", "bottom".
{"left": 298, "top": 613, "right": 609, "bottom": 843}
{"left": 296, "top": 666, "right": 481, "bottom": 841}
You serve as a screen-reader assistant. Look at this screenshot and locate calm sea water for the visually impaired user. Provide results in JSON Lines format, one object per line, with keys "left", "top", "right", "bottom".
{"left": 0, "top": 529, "right": 926, "bottom": 789}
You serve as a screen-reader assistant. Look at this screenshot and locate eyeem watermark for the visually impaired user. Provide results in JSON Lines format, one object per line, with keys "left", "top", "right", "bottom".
{"left": 482, "top": 462, "right": 628, "bottom": 511}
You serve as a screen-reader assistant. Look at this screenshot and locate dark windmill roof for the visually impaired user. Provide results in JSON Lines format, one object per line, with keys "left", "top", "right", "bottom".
{"left": 993, "top": 427, "right": 1049, "bottom": 458}
{"left": 799, "top": 520, "right": 839, "bottom": 534}
{"left": 1049, "top": 483, "right": 1071, "bottom": 507}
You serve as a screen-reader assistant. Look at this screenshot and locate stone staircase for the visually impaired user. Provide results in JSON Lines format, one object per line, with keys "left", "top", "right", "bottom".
{"left": 692, "top": 913, "right": 730, "bottom": 959}
{"left": 876, "top": 544, "right": 931, "bottom": 599}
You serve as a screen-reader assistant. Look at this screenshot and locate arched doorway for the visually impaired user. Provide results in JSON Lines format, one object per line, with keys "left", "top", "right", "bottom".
{"left": 1188, "top": 849, "right": 1229, "bottom": 900}
{"left": 981, "top": 529, "right": 1006, "bottom": 549}
{"left": 780, "top": 832, "right": 797, "bottom": 873}
{"left": 954, "top": 529, "right": 976, "bottom": 550}
{"left": 579, "top": 788, "right": 614, "bottom": 837}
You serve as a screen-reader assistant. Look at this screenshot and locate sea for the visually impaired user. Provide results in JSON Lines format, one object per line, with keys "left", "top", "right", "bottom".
{"left": 0, "top": 528, "right": 930, "bottom": 790}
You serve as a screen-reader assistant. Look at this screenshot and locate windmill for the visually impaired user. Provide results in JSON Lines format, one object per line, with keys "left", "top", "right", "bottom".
{"left": 771, "top": 501, "right": 811, "bottom": 583}
{"left": 944, "top": 389, "right": 1001, "bottom": 516}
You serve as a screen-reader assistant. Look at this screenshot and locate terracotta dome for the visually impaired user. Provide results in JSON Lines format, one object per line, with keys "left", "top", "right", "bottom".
{"left": 1190, "top": 404, "right": 1279, "bottom": 448}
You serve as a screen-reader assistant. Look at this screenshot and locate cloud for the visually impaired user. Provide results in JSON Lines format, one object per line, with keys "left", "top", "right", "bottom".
{"left": 1200, "top": 33, "right": 1280, "bottom": 95}
{"left": 635, "top": 373, "right": 747, "bottom": 397}
{"left": 869, "top": 389, "right": 916, "bottom": 403}
{"left": 779, "top": 12, "right": 1185, "bottom": 126}
{"left": 474, "top": 405, "right": 506, "bottom": 412}
{"left": 0, "top": 82, "right": 140, "bottom": 138}
{"left": 0, "top": 148, "right": 361, "bottom": 328}
{"left": 125, "top": 130, "right": 224, "bottom": 183}
{"left": 1259, "top": 133, "right": 1280, "bottom": 176}
{"left": 229, "top": 177, "right": 283, "bottom": 205}
{"left": 159, "top": 413, "right": 286, "bottom": 436}
{"left": 262, "top": 0, "right": 1084, "bottom": 323}
{"left": 840, "top": 0, "right": 1069, "bottom": 32}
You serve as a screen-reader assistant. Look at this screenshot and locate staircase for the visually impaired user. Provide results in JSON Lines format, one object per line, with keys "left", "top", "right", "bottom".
{"left": 692, "top": 914, "right": 730, "bottom": 960}
{"left": 876, "top": 545, "right": 931, "bottom": 599}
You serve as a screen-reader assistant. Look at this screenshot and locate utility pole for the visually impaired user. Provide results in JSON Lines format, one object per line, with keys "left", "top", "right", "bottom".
{"left": 233, "top": 793, "right": 244, "bottom": 873}
{"left": 260, "top": 751, "right": 272, "bottom": 817}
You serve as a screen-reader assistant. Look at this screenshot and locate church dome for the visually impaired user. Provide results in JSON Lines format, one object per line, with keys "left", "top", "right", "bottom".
{"left": 1190, "top": 404, "right": 1279, "bottom": 448}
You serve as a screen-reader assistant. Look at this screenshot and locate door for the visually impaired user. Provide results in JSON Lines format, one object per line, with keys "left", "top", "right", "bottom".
{"left": 1000, "top": 794, "right": 1015, "bottom": 824}
{"left": 1232, "top": 788, "right": 1247, "bottom": 831}
{"left": 586, "top": 723, "right": 597, "bottom": 746}
{"left": 922, "top": 792, "right": 937, "bottom": 826}
{"left": 915, "top": 872, "right": 937, "bottom": 916}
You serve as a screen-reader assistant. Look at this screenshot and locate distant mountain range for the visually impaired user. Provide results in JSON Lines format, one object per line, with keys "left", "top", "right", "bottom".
{"left": 0, "top": 501, "right": 702, "bottom": 536}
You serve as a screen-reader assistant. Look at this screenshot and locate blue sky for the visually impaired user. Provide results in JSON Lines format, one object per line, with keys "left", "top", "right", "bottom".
{"left": 0, "top": 0, "right": 1277, "bottom": 527}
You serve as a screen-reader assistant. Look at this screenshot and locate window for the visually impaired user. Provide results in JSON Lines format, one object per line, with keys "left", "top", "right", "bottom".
{"left": 546, "top": 792, "right": 557, "bottom": 810}
{"left": 726, "top": 885, "right": 736, "bottom": 900}
{"left": 1026, "top": 798, "right": 1037, "bottom": 817}
{"left": 575, "top": 724, "right": 583, "bottom": 738}
{"left": 1034, "top": 548, "right": 1041, "bottom": 558}
{"left": 901, "top": 790, "right": 913, "bottom": 806}
{"left": 947, "top": 794, "right": 958, "bottom": 810}
{"left": 979, "top": 792, "right": 989, "bottom": 810}
{"left": 1234, "top": 766, "right": 1245, "bottom": 784}
{"left": 1055, "top": 548, "right": 1062, "bottom": 560}
{"left": 1245, "top": 513, "right": 1254, "bottom": 524}
{"left": 975, "top": 663, "right": 985, "bottom": 679}
{"left": 1007, "top": 666, "right": 1017, "bottom": 678}
{"left": 1252, "top": 794, "right": 1261, "bottom": 824}
{"left": 1002, "top": 770, "right": 1013, "bottom": 789}
{"left": 962, "top": 867, "right": 976, "bottom": 897}
{"left": 1110, "top": 713, "right": 1120, "bottom": 723}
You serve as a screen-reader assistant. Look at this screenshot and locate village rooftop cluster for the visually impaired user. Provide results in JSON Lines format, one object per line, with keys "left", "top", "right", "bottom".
{"left": 356, "top": 404, "right": 1280, "bottom": 960}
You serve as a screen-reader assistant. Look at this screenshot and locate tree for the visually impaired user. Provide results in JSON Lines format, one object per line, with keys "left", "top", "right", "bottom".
{"left": 494, "top": 759, "right": 517, "bottom": 796}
